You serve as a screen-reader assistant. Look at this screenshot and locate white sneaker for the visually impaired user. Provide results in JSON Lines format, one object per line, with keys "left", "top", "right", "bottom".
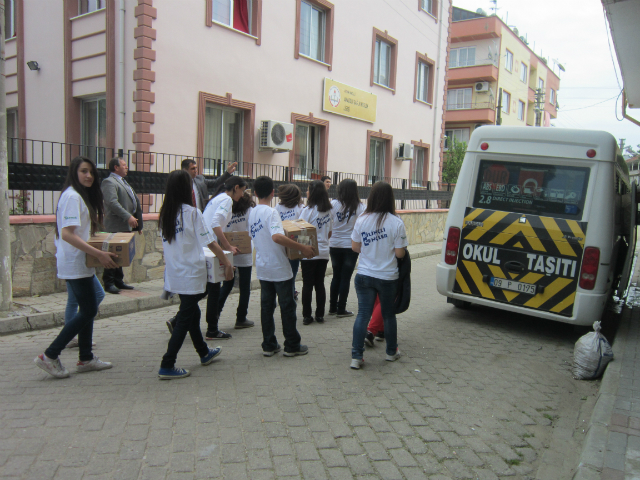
{"left": 385, "top": 349, "right": 402, "bottom": 362}
{"left": 76, "top": 357, "right": 113, "bottom": 373}
{"left": 34, "top": 354, "right": 70, "bottom": 378}
{"left": 350, "top": 358, "right": 364, "bottom": 370}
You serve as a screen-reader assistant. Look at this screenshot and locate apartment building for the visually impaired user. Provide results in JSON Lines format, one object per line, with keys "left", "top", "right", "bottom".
{"left": 443, "top": 8, "right": 560, "bottom": 147}
{"left": 6, "top": 0, "right": 451, "bottom": 211}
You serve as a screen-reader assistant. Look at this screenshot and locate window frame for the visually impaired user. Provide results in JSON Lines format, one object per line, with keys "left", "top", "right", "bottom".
{"left": 289, "top": 112, "right": 329, "bottom": 174}
{"left": 446, "top": 87, "right": 472, "bottom": 110}
{"left": 414, "top": 52, "right": 435, "bottom": 105}
{"left": 80, "top": 96, "right": 108, "bottom": 168}
{"left": 7, "top": 108, "right": 18, "bottom": 162}
{"left": 418, "top": 0, "right": 438, "bottom": 21}
{"left": 294, "top": 0, "right": 334, "bottom": 70}
{"left": 5, "top": 0, "right": 16, "bottom": 39}
{"left": 202, "top": 103, "right": 245, "bottom": 176}
{"left": 78, "top": 0, "right": 104, "bottom": 15}
{"left": 365, "top": 129, "right": 393, "bottom": 182}
{"left": 370, "top": 28, "right": 398, "bottom": 93}
{"left": 520, "top": 62, "right": 527, "bottom": 83}
{"left": 538, "top": 77, "right": 545, "bottom": 91}
{"left": 517, "top": 99, "right": 525, "bottom": 121}
{"left": 410, "top": 140, "right": 430, "bottom": 188}
{"left": 444, "top": 128, "right": 469, "bottom": 151}
{"left": 505, "top": 49, "right": 513, "bottom": 72}
{"left": 502, "top": 90, "right": 511, "bottom": 114}
{"left": 206, "top": 0, "right": 263, "bottom": 45}
{"left": 549, "top": 88, "right": 556, "bottom": 106}
{"left": 449, "top": 46, "right": 476, "bottom": 68}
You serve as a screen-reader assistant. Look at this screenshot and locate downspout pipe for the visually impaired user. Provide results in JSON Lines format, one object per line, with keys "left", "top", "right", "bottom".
{"left": 623, "top": 91, "right": 640, "bottom": 128}
{"left": 118, "top": 0, "right": 126, "bottom": 156}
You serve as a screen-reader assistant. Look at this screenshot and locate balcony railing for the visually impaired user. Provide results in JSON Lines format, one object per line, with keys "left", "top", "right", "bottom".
{"left": 446, "top": 100, "right": 495, "bottom": 111}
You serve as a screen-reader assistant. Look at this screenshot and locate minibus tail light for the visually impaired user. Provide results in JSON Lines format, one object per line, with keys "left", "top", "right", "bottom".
{"left": 445, "top": 227, "right": 461, "bottom": 265}
{"left": 579, "top": 247, "right": 600, "bottom": 290}
{"left": 481, "top": 142, "right": 489, "bottom": 151}
{"left": 586, "top": 149, "right": 596, "bottom": 158}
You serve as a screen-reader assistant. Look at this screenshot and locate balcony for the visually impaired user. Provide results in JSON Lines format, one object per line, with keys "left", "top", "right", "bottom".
{"left": 445, "top": 101, "right": 496, "bottom": 124}
{"left": 447, "top": 64, "right": 499, "bottom": 86}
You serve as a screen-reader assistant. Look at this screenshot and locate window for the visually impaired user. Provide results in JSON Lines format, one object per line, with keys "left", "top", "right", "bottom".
{"left": 203, "top": 104, "right": 243, "bottom": 175}
{"left": 517, "top": 100, "right": 525, "bottom": 121}
{"left": 294, "top": 123, "right": 321, "bottom": 179}
{"left": 505, "top": 49, "right": 513, "bottom": 72}
{"left": 370, "top": 29, "right": 398, "bottom": 92}
{"left": 420, "top": 0, "right": 437, "bottom": 17}
{"left": 444, "top": 129, "right": 469, "bottom": 150}
{"left": 299, "top": 1, "right": 325, "bottom": 62}
{"left": 79, "top": 0, "right": 104, "bottom": 15}
{"left": 411, "top": 147, "right": 427, "bottom": 187}
{"left": 520, "top": 62, "right": 527, "bottom": 83}
{"left": 5, "top": 0, "right": 15, "bottom": 39}
{"left": 369, "top": 137, "right": 385, "bottom": 179}
{"left": 446, "top": 88, "right": 472, "bottom": 110}
{"left": 7, "top": 109, "right": 18, "bottom": 162}
{"left": 449, "top": 47, "right": 476, "bottom": 68}
{"left": 549, "top": 89, "right": 556, "bottom": 105}
{"left": 416, "top": 61, "right": 429, "bottom": 103}
{"left": 538, "top": 78, "right": 544, "bottom": 91}
{"left": 211, "top": 0, "right": 253, "bottom": 34}
{"left": 502, "top": 90, "right": 511, "bottom": 114}
{"left": 81, "top": 97, "right": 107, "bottom": 168}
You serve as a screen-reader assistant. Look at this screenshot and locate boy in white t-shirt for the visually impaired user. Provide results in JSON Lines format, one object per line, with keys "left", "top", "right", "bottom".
{"left": 248, "top": 176, "right": 316, "bottom": 357}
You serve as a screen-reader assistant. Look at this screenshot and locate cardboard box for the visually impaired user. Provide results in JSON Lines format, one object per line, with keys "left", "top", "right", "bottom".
{"left": 281, "top": 219, "right": 318, "bottom": 260}
{"left": 86, "top": 232, "right": 136, "bottom": 267}
{"left": 204, "top": 248, "right": 234, "bottom": 283}
{"left": 223, "top": 231, "right": 252, "bottom": 254}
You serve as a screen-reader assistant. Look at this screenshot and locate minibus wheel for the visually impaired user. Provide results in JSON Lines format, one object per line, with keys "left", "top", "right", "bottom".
{"left": 449, "top": 298, "right": 471, "bottom": 309}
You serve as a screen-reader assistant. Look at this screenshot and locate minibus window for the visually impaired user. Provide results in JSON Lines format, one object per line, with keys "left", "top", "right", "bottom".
{"left": 473, "top": 160, "right": 590, "bottom": 219}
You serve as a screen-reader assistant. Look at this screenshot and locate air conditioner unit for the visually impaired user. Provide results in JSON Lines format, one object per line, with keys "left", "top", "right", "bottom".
{"left": 475, "top": 81, "right": 490, "bottom": 92}
{"left": 396, "top": 143, "right": 414, "bottom": 161}
{"left": 259, "top": 120, "right": 294, "bottom": 151}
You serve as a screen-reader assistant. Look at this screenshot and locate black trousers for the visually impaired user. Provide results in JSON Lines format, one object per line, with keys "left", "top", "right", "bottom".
{"left": 102, "top": 267, "right": 124, "bottom": 287}
{"left": 160, "top": 292, "right": 209, "bottom": 369}
{"left": 301, "top": 259, "right": 329, "bottom": 318}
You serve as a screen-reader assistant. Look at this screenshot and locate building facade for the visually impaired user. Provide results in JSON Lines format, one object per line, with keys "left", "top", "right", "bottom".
{"left": 6, "top": 0, "right": 452, "bottom": 211}
{"left": 443, "top": 8, "right": 560, "bottom": 147}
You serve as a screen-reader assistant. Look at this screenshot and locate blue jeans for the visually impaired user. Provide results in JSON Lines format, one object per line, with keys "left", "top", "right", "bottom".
{"left": 259, "top": 278, "right": 301, "bottom": 353}
{"left": 65, "top": 275, "right": 105, "bottom": 323}
{"left": 218, "top": 266, "right": 252, "bottom": 322}
{"left": 290, "top": 259, "right": 300, "bottom": 297}
{"left": 352, "top": 274, "right": 398, "bottom": 359}
{"left": 329, "top": 248, "right": 359, "bottom": 312}
{"left": 45, "top": 276, "right": 99, "bottom": 362}
{"left": 161, "top": 292, "right": 210, "bottom": 369}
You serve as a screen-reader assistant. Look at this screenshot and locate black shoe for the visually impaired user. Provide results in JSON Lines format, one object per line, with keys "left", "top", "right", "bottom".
{"left": 104, "top": 285, "right": 120, "bottom": 294}
{"left": 303, "top": 317, "right": 314, "bottom": 325}
{"left": 315, "top": 316, "right": 324, "bottom": 323}
{"left": 283, "top": 345, "right": 309, "bottom": 357}
{"left": 365, "top": 331, "right": 375, "bottom": 347}
{"left": 328, "top": 310, "right": 337, "bottom": 316}
{"left": 336, "top": 310, "right": 354, "bottom": 318}
{"left": 234, "top": 320, "right": 255, "bottom": 329}
{"left": 166, "top": 317, "right": 175, "bottom": 334}
{"left": 115, "top": 282, "right": 134, "bottom": 290}
{"left": 375, "top": 331, "right": 385, "bottom": 341}
{"left": 205, "top": 330, "right": 232, "bottom": 340}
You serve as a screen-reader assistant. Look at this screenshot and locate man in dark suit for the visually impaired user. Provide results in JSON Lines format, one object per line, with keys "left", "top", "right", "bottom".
{"left": 181, "top": 159, "right": 237, "bottom": 211}
{"left": 101, "top": 157, "right": 143, "bottom": 294}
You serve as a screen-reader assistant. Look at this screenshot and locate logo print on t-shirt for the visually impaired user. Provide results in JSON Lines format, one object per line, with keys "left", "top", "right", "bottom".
{"left": 250, "top": 219, "right": 264, "bottom": 238}
{"left": 361, "top": 228, "right": 388, "bottom": 247}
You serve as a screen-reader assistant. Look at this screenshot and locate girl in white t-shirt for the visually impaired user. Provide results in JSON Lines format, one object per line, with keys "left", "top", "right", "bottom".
{"left": 217, "top": 190, "right": 255, "bottom": 329}
{"left": 299, "top": 180, "right": 333, "bottom": 325}
{"left": 201, "top": 176, "right": 247, "bottom": 339}
{"left": 275, "top": 184, "right": 304, "bottom": 299}
{"left": 349, "top": 182, "right": 408, "bottom": 370}
{"left": 34, "top": 156, "right": 119, "bottom": 379}
{"left": 158, "top": 170, "right": 234, "bottom": 380}
{"left": 328, "top": 179, "right": 365, "bottom": 318}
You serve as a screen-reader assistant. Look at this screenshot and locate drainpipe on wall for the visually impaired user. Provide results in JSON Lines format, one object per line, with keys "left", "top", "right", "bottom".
{"left": 0, "top": 0, "right": 12, "bottom": 311}
{"left": 118, "top": 0, "right": 126, "bottom": 155}
{"left": 431, "top": 1, "right": 445, "bottom": 188}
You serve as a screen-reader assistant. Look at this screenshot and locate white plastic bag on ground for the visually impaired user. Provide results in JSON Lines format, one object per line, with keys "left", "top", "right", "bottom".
{"left": 572, "top": 321, "right": 614, "bottom": 380}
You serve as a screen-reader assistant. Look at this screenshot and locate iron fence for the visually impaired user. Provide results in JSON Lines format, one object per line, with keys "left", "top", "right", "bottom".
{"left": 7, "top": 138, "right": 455, "bottom": 215}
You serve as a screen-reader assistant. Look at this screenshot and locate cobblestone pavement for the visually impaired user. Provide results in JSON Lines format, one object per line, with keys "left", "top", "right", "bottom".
{"left": 0, "top": 255, "right": 600, "bottom": 480}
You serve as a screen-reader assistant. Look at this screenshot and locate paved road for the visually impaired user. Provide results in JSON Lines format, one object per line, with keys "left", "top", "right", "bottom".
{"left": 0, "top": 255, "right": 600, "bottom": 479}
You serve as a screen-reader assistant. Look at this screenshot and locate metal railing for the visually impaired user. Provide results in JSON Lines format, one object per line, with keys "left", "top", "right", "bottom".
{"left": 7, "top": 138, "right": 455, "bottom": 215}
{"left": 446, "top": 100, "right": 496, "bottom": 111}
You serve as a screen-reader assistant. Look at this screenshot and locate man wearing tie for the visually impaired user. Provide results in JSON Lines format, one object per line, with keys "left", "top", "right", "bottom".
{"left": 101, "top": 157, "right": 143, "bottom": 294}
{"left": 181, "top": 159, "right": 238, "bottom": 212}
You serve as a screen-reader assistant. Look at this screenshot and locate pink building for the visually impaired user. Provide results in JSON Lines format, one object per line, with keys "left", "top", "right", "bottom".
{"left": 6, "top": 0, "right": 451, "bottom": 211}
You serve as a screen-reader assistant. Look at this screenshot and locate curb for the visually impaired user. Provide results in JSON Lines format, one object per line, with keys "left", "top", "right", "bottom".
{"left": 0, "top": 246, "right": 442, "bottom": 337}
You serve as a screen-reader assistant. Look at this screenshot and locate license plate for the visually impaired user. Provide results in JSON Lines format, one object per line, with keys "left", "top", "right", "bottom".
{"left": 490, "top": 277, "right": 537, "bottom": 295}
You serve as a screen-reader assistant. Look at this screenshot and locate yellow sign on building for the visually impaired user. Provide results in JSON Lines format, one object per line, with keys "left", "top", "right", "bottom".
{"left": 323, "top": 78, "right": 377, "bottom": 123}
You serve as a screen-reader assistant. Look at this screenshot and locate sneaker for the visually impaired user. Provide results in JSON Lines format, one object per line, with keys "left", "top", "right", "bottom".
{"left": 263, "top": 345, "right": 282, "bottom": 357}
{"left": 158, "top": 367, "right": 191, "bottom": 380}
{"left": 385, "top": 349, "right": 402, "bottom": 362}
{"left": 315, "top": 316, "right": 324, "bottom": 324}
{"left": 166, "top": 317, "right": 175, "bottom": 334}
{"left": 283, "top": 345, "right": 309, "bottom": 357}
{"left": 234, "top": 320, "right": 255, "bottom": 329}
{"left": 201, "top": 347, "right": 222, "bottom": 365}
{"left": 364, "top": 331, "right": 375, "bottom": 348}
{"left": 350, "top": 358, "right": 364, "bottom": 370}
{"left": 302, "top": 317, "right": 314, "bottom": 325}
{"left": 328, "top": 310, "right": 337, "bottom": 316}
{"left": 205, "top": 330, "right": 232, "bottom": 340}
{"left": 34, "top": 354, "right": 70, "bottom": 378}
{"left": 375, "top": 332, "right": 385, "bottom": 342}
{"left": 66, "top": 338, "right": 96, "bottom": 348}
{"left": 76, "top": 357, "right": 113, "bottom": 373}
{"left": 337, "top": 310, "right": 354, "bottom": 318}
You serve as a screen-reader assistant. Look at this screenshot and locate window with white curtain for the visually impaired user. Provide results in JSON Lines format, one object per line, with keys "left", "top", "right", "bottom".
{"left": 446, "top": 88, "right": 472, "bottom": 110}
{"left": 502, "top": 90, "right": 511, "bottom": 114}
{"left": 212, "top": 0, "right": 252, "bottom": 34}
{"left": 412, "top": 147, "right": 426, "bottom": 187}
{"left": 300, "top": 1, "right": 325, "bottom": 62}
{"left": 203, "top": 104, "right": 243, "bottom": 175}
{"left": 520, "top": 62, "right": 528, "bottom": 83}
{"left": 505, "top": 49, "right": 513, "bottom": 72}
{"left": 369, "top": 138, "right": 386, "bottom": 179}
{"left": 444, "top": 129, "right": 469, "bottom": 150}
{"left": 449, "top": 47, "right": 476, "bottom": 68}
{"left": 294, "top": 123, "right": 320, "bottom": 179}
{"left": 81, "top": 97, "right": 107, "bottom": 168}
{"left": 416, "top": 61, "right": 430, "bottom": 103}
{"left": 517, "top": 100, "right": 525, "bottom": 121}
{"left": 374, "top": 39, "right": 392, "bottom": 87}
{"left": 549, "top": 89, "right": 556, "bottom": 106}
{"left": 421, "top": 0, "right": 433, "bottom": 15}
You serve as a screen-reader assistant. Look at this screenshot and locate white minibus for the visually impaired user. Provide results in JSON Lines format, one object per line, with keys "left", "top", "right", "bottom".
{"left": 436, "top": 126, "right": 635, "bottom": 326}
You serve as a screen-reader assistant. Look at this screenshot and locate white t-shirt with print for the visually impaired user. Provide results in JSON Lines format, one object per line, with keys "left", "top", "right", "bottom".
{"left": 275, "top": 203, "right": 303, "bottom": 222}
{"left": 330, "top": 200, "right": 365, "bottom": 249}
{"left": 163, "top": 204, "right": 216, "bottom": 294}
{"left": 55, "top": 187, "right": 95, "bottom": 279}
{"left": 351, "top": 213, "right": 408, "bottom": 281}
{"left": 224, "top": 206, "right": 253, "bottom": 267}
{"left": 248, "top": 204, "right": 293, "bottom": 282}
{"left": 299, "top": 206, "right": 332, "bottom": 261}
{"left": 202, "top": 193, "right": 233, "bottom": 243}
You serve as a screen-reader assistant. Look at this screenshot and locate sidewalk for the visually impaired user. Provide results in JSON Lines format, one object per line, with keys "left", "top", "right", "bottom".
{"left": 0, "top": 241, "right": 442, "bottom": 336}
{"left": 575, "top": 261, "right": 640, "bottom": 480}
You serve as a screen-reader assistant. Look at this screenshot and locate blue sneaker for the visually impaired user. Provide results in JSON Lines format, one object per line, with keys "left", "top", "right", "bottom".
{"left": 201, "top": 346, "right": 222, "bottom": 365}
{"left": 158, "top": 367, "right": 190, "bottom": 380}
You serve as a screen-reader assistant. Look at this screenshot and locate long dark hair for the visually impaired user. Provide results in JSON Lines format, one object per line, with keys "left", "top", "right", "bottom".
{"left": 56, "top": 156, "right": 104, "bottom": 238}
{"left": 212, "top": 175, "right": 247, "bottom": 199}
{"left": 277, "top": 184, "right": 302, "bottom": 208}
{"left": 336, "top": 179, "right": 361, "bottom": 221}
{"left": 232, "top": 190, "right": 255, "bottom": 215}
{"left": 159, "top": 170, "right": 193, "bottom": 244}
{"left": 364, "top": 181, "right": 396, "bottom": 229}
{"left": 306, "top": 180, "right": 331, "bottom": 213}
